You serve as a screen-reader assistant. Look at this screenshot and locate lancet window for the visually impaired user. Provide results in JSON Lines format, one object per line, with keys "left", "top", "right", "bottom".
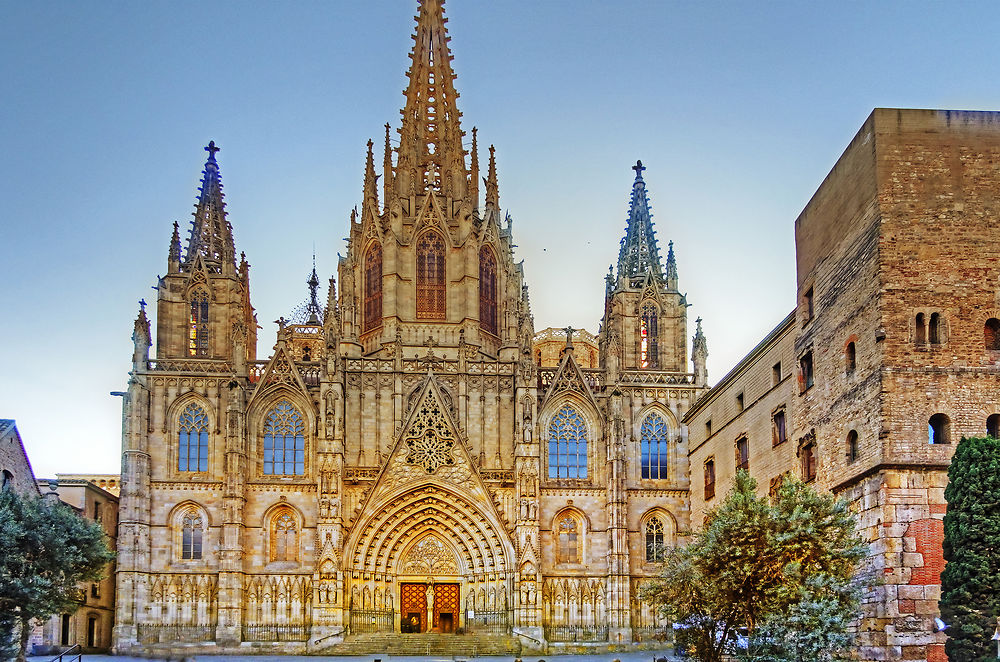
{"left": 188, "top": 290, "right": 210, "bottom": 357}
{"left": 262, "top": 400, "right": 305, "bottom": 475}
{"left": 547, "top": 405, "right": 588, "bottom": 479}
{"left": 556, "top": 514, "right": 581, "bottom": 564}
{"left": 639, "top": 302, "right": 658, "bottom": 368}
{"left": 640, "top": 413, "right": 670, "bottom": 479}
{"left": 479, "top": 246, "right": 498, "bottom": 335}
{"left": 177, "top": 403, "right": 209, "bottom": 472}
{"left": 363, "top": 243, "right": 383, "bottom": 333}
{"left": 270, "top": 509, "right": 298, "bottom": 562}
{"left": 416, "top": 231, "right": 446, "bottom": 319}
{"left": 180, "top": 509, "right": 204, "bottom": 560}
{"left": 645, "top": 517, "right": 665, "bottom": 562}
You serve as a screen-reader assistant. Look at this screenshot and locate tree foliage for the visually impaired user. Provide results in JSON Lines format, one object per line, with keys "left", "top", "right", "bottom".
{"left": 940, "top": 435, "right": 1000, "bottom": 662}
{"left": 0, "top": 488, "right": 115, "bottom": 662}
{"left": 642, "top": 471, "right": 865, "bottom": 662}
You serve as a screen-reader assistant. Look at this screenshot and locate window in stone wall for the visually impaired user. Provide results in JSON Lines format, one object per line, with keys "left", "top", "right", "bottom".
{"left": 799, "top": 351, "right": 814, "bottom": 392}
{"left": 736, "top": 392, "right": 745, "bottom": 412}
{"left": 263, "top": 400, "right": 306, "bottom": 475}
{"left": 847, "top": 430, "right": 859, "bottom": 464}
{"left": 181, "top": 509, "right": 204, "bottom": 560}
{"left": 547, "top": 404, "right": 588, "bottom": 479}
{"left": 704, "top": 458, "right": 716, "bottom": 500}
{"left": 640, "top": 413, "right": 670, "bottom": 479}
{"left": 800, "top": 442, "right": 817, "bottom": 482}
{"left": 178, "top": 403, "right": 209, "bottom": 472}
{"left": 929, "top": 413, "right": 951, "bottom": 445}
{"left": 772, "top": 362, "right": 782, "bottom": 387}
{"left": 987, "top": 414, "right": 1000, "bottom": 439}
{"left": 1, "top": 470, "right": 12, "bottom": 491}
{"left": 188, "top": 289, "right": 210, "bottom": 357}
{"left": 736, "top": 436, "right": 749, "bottom": 472}
{"left": 985, "top": 318, "right": 1000, "bottom": 350}
{"left": 803, "top": 287, "right": 814, "bottom": 324}
{"left": 271, "top": 509, "right": 299, "bottom": 563}
{"left": 416, "top": 231, "right": 447, "bottom": 319}
{"left": 363, "top": 242, "right": 383, "bottom": 333}
{"left": 915, "top": 313, "right": 927, "bottom": 345}
{"left": 645, "top": 517, "right": 665, "bottom": 562}
{"left": 556, "top": 514, "right": 581, "bottom": 564}
{"left": 929, "top": 313, "right": 943, "bottom": 345}
{"left": 639, "top": 302, "right": 659, "bottom": 369}
{"left": 705, "top": 419, "right": 712, "bottom": 436}
{"left": 772, "top": 409, "right": 787, "bottom": 446}
{"left": 845, "top": 342, "right": 856, "bottom": 374}
{"left": 479, "top": 246, "right": 498, "bottom": 335}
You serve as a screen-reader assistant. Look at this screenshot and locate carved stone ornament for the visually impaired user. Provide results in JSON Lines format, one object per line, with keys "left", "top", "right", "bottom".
{"left": 401, "top": 535, "right": 459, "bottom": 575}
{"left": 404, "top": 399, "right": 456, "bottom": 473}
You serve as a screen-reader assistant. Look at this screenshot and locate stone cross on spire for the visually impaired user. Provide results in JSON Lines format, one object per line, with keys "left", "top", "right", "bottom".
{"left": 632, "top": 159, "right": 645, "bottom": 176}
{"left": 205, "top": 140, "right": 220, "bottom": 158}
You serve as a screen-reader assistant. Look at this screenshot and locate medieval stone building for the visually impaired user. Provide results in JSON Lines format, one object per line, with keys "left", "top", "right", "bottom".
{"left": 113, "top": 0, "right": 707, "bottom": 653}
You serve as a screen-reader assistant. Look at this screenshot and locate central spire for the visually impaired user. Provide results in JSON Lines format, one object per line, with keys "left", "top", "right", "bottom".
{"left": 616, "top": 160, "right": 664, "bottom": 287}
{"left": 394, "top": 0, "right": 469, "bottom": 200}
{"left": 185, "top": 140, "right": 236, "bottom": 273}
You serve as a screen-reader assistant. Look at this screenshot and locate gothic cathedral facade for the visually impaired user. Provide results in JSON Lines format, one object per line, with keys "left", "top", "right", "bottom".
{"left": 113, "top": 0, "right": 709, "bottom": 652}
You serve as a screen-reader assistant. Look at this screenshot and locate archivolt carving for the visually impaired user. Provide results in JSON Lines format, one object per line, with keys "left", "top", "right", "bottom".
{"left": 401, "top": 535, "right": 459, "bottom": 575}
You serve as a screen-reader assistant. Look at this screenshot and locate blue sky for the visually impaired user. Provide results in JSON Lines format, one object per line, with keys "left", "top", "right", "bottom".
{"left": 2, "top": 1, "right": 999, "bottom": 478}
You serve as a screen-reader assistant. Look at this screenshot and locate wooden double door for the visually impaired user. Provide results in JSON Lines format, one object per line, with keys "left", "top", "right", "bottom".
{"left": 400, "top": 582, "right": 460, "bottom": 633}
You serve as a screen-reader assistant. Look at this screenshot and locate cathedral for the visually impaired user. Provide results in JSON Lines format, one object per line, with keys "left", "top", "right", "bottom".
{"left": 113, "top": 0, "right": 708, "bottom": 653}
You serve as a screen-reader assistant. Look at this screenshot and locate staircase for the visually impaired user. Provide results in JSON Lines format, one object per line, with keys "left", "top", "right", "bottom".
{"left": 320, "top": 632, "right": 521, "bottom": 656}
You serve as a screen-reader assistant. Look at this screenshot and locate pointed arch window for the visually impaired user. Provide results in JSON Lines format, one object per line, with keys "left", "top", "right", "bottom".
{"left": 188, "top": 290, "right": 210, "bottom": 356}
{"left": 263, "top": 400, "right": 305, "bottom": 475}
{"left": 640, "top": 413, "right": 670, "bottom": 479}
{"left": 645, "top": 517, "right": 665, "bottom": 562}
{"left": 270, "top": 509, "right": 298, "bottom": 563}
{"left": 178, "top": 403, "right": 209, "bottom": 472}
{"left": 479, "top": 246, "right": 498, "bottom": 335}
{"left": 556, "top": 515, "right": 581, "bottom": 564}
{"left": 363, "top": 243, "right": 383, "bottom": 333}
{"left": 181, "top": 509, "right": 203, "bottom": 560}
{"left": 639, "top": 302, "right": 658, "bottom": 368}
{"left": 548, "top": 405, "right": 588, "bottom": 479}
{"left": 416, "top": 231, "right": 446, "bottom": 319}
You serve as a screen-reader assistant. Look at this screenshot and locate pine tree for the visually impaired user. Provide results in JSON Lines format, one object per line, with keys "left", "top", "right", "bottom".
{"left": 941, "top": 436, "right": 1000, "bottom": 662}
{"left": 0, "top": 489, "right": 115, "bottom": 662}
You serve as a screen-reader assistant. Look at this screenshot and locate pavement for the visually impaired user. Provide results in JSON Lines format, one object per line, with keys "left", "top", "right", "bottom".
{"left": 28, "top": 651, "right": 677, "bottom": 662}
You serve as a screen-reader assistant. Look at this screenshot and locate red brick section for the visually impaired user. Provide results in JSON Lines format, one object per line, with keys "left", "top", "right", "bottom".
{"left": 907, "top": 518, "right": 945, "bottom": 585}
{"left": 927, "top": 643, "right": 947, "bottom": 662}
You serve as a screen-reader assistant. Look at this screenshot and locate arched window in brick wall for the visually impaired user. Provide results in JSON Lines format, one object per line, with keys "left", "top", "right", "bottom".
{"left": 845, "top": 342, "right": 857, "bottom": 374}
{"left": 929, "top": 313, "right": 943, "bottom": 344}
{"left": 177, "top": 403, "right": 209, "bottom": 472}
{"left": 915, "top": 313, "right": 926, "bottom": 345}
{"left": 263, "top": 400, "right": 305, "bottom": 475}
{"left": 363, "top": 243, "right": 382, "bottom": 333}
{"left": 639, "top": 302, "right": 659, "bottom": 369}
{"left": 988, "top": 414, "right": 1000, "bottom": 439}
{"left": 985, "top": 318, "right": 1000, "bottom": 350}
{"left": 846, "top": 430, "right": 859, "bottom": 464}
{"left": 640, "top": 413, "right": 670, "bottom": 479}
{"left": 188, "top": 289, "right": 210, "bottom": 356}
{"left": 416, "top": 231, "right": 446, "bottom": 319}
{"left": 479, "top": 246, "right": 498, "bottom": 335}
{"left": 929, "top": 413, "right": 950, "bottom": 445}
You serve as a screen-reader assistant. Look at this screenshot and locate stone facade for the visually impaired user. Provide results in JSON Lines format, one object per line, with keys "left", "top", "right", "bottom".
{"left": 32, "top": 477, "right": 119, "bottom": 654}
{"left": 0, "top": 419, "right": 39, "bottom": 495}
{"left": 685, "top": 108, "right": 1000, "bottom": 662}
{"left": 113, "top": 1, "right": 706, "bottom": 654}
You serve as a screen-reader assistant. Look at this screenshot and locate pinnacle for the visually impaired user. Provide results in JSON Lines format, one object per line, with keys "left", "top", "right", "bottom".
{"left": 185, "top": 141, "right": 236, "bottom": 271}
{"left": 616, "top": 159, "right": 665, "bottom": 288}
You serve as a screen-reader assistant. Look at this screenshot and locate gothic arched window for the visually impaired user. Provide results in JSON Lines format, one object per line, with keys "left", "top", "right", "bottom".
{"left": 271, "top": 509, "right": 298, "bottom": 562}
{"left": 181, "top": 510, "right": 203, "bottom": 560}
{"left": 645, "top": 517, "right": 665, "bottom": 562}
{"left": 416, "top": 231, "right": 446, "bottom": 319}
{"left": 479, "top": 246, "right": 498, "bottom": 335}
{"left": 556, "top": 515, "right": 581, "bottom": 564}
{"left": 188, "top": 290, "right": 210, "bottom": 357}
{"left": 640, "top": 413, "right": 670, "bottom": 479}
{"left": 639, "top": 302, "right": 658, "bottom": 369}
{"left": 363, "top": 243, "right": 383, "bottom": 333}
{"left": 177, "top": 403, "right": 209, "bottom": 472}
{"left": 262, "top": 400, "right": 305, "bottom": 475}
{"left": 547, "top": 405, "right": 588, "bottom": 479}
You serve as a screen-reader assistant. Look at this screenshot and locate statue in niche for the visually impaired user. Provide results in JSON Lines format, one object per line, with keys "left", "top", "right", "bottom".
{"left": 519, "top": 498, "right": 528, "bottom": 520}
{"left": 528, "top": 501, "right": 537, "bottom": 520}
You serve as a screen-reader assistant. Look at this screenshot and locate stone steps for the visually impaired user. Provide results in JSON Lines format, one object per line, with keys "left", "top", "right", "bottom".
{"left": 320, "top": 632, "right": 521, "bottom": 656}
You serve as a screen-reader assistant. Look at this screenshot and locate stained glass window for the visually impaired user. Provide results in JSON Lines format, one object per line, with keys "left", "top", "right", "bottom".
{"left": 479, "top": 246, "right": 498, "bottom": 335}
{"left": 188, "top": 290, "right": 210, "bottom": 357}
{"left": 640, "top": 413, "right": 669, "bottom": 479}
{"left": 548, "top": 405, "right": 587, "bottom": 479}
{"left": 363, "top": 243, "right": 382, "bottom": 333}
{"left": 416, "top": 231, "right": 446, "bottom": 319}
{"left": 557, "top": 515, "right": 580, "bottom": 563}
{"left": 639, "top": 303, "right": 658, "bottom": 369}
{"left": 263, "top": 400, "right": 305, "bottom": 475}
{"left": 178, "top": 404, "right": 209, "bottom": 472}
{"left": 181, "top": 510, "right": 203, "bottom": 560}
{"left": 271, "top": 510, "right": 298, "bottom": 562}
{"left": 645, "top": 517, "right": 665, "bottom": 562}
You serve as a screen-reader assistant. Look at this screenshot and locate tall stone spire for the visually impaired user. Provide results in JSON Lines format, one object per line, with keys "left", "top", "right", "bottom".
{"left": 363, "top": 138, "right": 379, "bottom": 211}
{"left": 665, "top": 240, "right": 678, "bottom": 291}
{"left": 185, "top": 141, "right": 236, "bottom": 272}
{"left": 484, "top": 144, "right": 499, "bottom": 209}
{"left": 305, "top": 255, "right": 322, "bottom": 325}
{"left": 616, "top": 160, "right": 664, "bottom": 287}
{"left": 383, "top": 123, "right": 394, "bottom": 211}
{"left": 394, "top": 0, "right": 468, "bottom": 199}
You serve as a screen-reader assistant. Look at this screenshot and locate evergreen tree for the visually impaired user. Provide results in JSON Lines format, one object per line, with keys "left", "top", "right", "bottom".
{"left": 0, "top": 489, "right": 115, "bottom": 662}
{"left": 643, "top": 472, "right": 865, "bottom": 662}
{"left": 941, "top": 435, "right": 1000, "bottom": 662}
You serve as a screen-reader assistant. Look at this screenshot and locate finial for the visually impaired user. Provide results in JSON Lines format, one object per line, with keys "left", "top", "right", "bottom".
{"left": 275, "top": 317, "right": 287, "bottom": 331}
{"left": 484, "top": 144, "right": 499, "bottom": 208}
{"left": 205, "top": 140, "right": 220, "bottom": 160}
{"left": 139, "top": 298, "right": 147, "bottom": 313}
{"left": 564, "top": 326, "right": 575, "bottom": 348}
{"left": 632, "top": 159, "right": 645, "bottom": 178}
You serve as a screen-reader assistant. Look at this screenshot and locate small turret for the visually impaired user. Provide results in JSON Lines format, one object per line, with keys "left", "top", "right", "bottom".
{"left": 132, "top": 300, "right": 151, "bottom": 369}
{"left": 484, "top": 144, "right": 499, "bottom": 210}
{"left": 167, "top": 221, "right": 181, "bottom": 273}
{"left": 665, "top": 240, "right": 678, "bottom": 291}
{"left": 692, "top": 317, "right": 708, "bottom": 386}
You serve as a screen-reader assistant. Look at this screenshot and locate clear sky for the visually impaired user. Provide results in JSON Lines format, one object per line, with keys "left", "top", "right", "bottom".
{"left": 2, "top": 1, "right": 999, "bottom": 478}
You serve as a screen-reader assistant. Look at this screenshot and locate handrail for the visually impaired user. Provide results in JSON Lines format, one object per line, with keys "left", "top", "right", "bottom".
{"left": 511, "top": 627, "right": 543, "bottom": 645}
{"left": 312, "top": 626, "right": 345, "bottom": 646}
{"left": 49, "top": 643, "right": 81, "bottom": 662}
